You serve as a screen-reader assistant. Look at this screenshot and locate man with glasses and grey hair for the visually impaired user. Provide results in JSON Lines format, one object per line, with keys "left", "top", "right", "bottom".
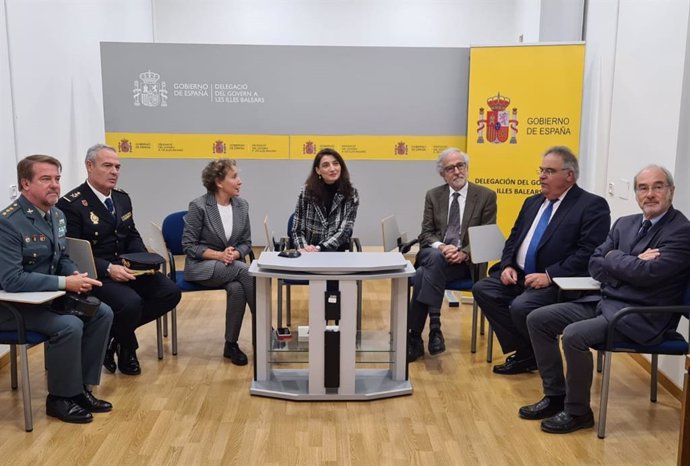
{"left": 472, "top": 146, "right": 610, "bottom": 375}
{"left": 520, "top": 164, "right": 690, "bottom": 434}
{"left": 407, "top": 148, "right": 497, "bottom": 362}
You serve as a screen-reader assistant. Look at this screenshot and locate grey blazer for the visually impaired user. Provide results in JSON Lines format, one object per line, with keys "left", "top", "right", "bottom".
{"left": 418, "top": 182, "right": 497, "bottom": 256}
{"left": 182, "top": 192, "right": 252, "bottom": 282}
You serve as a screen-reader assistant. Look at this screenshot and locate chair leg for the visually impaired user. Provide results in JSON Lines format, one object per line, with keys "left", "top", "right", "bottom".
{"left": 480, "top": 310, "right": 486, "bottom": 336}
{"left": 10, "top": 344, "right": 18, "bottom": 389}
{"left": 470, "top": 302, "right": 479, "bottom": 353}
{"left": 156, "top": 317, "right": 164, "bottom": 360}
{"left": 163, "top": 313, "right": 169, "bottom": 338}
{"left": 486, "top": 325, "right": 494, "bottom": 363}
{"left": 277, "top": 279, "right": 284, "bottom": 329}
{"left": 597, "top": 350, "right": 613, "bottom": 439}
{"left": 650, "top": 353, "right": 658, "bottom": 402}
{"left": 18, "top": 344, "right": 33, "bottom": 432}
{"left": 171, "top": 307, "right": 178, "bottom": 356}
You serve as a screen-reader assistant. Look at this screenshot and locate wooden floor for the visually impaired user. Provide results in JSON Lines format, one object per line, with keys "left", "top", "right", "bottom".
{"left": 0, "top": 279, "right": 682, "bottom": 465}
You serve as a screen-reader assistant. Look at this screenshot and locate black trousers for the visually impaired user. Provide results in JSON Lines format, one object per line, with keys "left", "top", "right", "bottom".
{"left": 94, "top": 272, "right": 181, "bottom": 349}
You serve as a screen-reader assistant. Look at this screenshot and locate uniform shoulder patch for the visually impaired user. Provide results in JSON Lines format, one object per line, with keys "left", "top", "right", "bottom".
{"left": 113, "top": 187, "right": 129, "bottom": 195}
{"left": 61, "top": 190, "right": 82, "bottom": 203}
{"left": 1, "top": 203, "right": 19, "bottom": 217}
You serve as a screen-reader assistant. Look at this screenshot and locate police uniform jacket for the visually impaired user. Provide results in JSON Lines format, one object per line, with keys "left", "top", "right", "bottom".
{"left": 57, "top": 182, "right": 146, "bottom": 279}
{"left": 0, "top": 195, "right": 77, "bottom": 292}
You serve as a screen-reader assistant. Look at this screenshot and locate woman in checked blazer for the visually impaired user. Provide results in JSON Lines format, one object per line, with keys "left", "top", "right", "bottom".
{"left": 292, "top": 148, "right": 359, "bottom": 252}
{"left": 182, "top": 159, "right": 254, "bottom": 365}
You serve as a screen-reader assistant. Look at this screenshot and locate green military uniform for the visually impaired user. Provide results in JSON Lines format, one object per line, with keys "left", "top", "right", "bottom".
{"left": 0, "top": 195, "right": 112, "bottom": 397}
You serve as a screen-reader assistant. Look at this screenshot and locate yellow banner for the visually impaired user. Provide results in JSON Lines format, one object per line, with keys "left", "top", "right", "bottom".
{"left": 466, "top": 44, "right": 585, "bottom": 234}
{"left": 105, "top": 133, "right": 290, "bottom": 159}
{"left": 105, "top": 133, "right": 465, "bottom": 160}
{"left": 289, "top": 136, "right": 466, "bottom": 161}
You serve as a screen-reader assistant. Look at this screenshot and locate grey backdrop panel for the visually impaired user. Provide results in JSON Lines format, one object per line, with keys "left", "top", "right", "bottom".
{"left": 101, "top": 43, "right": 469, "bottom": 135}
{"left": 101, "top": 43, "right": 469, "bottom": 245}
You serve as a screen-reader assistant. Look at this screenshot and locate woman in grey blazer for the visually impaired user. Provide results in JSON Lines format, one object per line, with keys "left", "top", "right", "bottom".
{"left": 182, "top": 159, "right": 254, "bottom": 365}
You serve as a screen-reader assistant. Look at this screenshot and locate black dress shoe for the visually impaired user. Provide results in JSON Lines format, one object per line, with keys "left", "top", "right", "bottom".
{"left": 103, "top": 339, "right": 117, "bottom": 374}
{"left": 46, "top": 395, "right": 93, "bottom": 424}
{"left": 493, "top": 353, "right": 538, "bottom": 375}
{"left": 224, "top": 342, "right": 248, "bottom": 366}
{"left": 519, "top": 396, "right": 564, "bottom": 420}
{"left": 407, "top": 333, "right": 424, "bottom": 362}
{"left": 117, "top": 346, "right": 141, "bottom": 375}
{"left": 541, "top": 409, "right": 594, "bottom": 434}
{"left": 428, "top": 330, "right": 446, "bottom": 355}
{"left": 72, "top": 389, "right": 113, "bottom": 413}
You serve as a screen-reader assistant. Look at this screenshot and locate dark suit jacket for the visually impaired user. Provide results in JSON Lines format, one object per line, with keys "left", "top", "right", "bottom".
{"left": 57, "top": 182, "right": 147, "bottom": 279}
{"left": 418, "top": 182, "right": 497, "bottom": 257}
{"left": 499, "top": 184, "right": 610, "bottom": 278}
{"left": 588, "top": 207, "right": 690, "bottom": 344}
{"left": 181, "top": 192, "right": 251, "bottom": 282}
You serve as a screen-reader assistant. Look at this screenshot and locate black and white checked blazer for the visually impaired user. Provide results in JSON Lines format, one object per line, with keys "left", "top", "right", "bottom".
{"left": 291, "top": 185, "right": 359, "bottom": 251}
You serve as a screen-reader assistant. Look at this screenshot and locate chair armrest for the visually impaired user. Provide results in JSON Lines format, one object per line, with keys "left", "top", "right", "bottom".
{"left": 165, "top": 248, "right": 178, "bottom": 281}
{"left": 398, "top": 238, "right": 419, "bottom": 254}
{"left": 0, "top": 302, "right": 29, "bottom": 344}
{"left": 604, "top": 305, "right": 690, "bottom": 351}
{"left": 350, "top": 237, "right": 362, "bottom": 252}
{"left": 245, "top": 249, "right": 255, "bottom": 263}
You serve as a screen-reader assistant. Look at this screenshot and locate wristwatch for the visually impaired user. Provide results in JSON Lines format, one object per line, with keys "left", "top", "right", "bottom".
{"left": 106, "top": 263, "right": 112, "bottom": 276}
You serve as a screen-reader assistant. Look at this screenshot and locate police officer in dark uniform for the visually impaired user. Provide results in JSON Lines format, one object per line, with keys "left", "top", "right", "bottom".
{"left": 0, "top": 155, "right": 113, "bottom": 423}
{"left": 57, "top": 144, "right": 181, "bottom": 376}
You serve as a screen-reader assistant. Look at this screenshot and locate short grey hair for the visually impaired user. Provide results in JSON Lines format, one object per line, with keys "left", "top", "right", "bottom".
{"left": 543, "top": 146, "right": 579, "bottom": 180}
{"left": 633, "top": 165, "right": 675, "bottom": 189}
{"left": 85, "top": 143, "right": 117, "bottom": 163}
{"left": 436, "top": 147, "right": 470, "bottom": 175}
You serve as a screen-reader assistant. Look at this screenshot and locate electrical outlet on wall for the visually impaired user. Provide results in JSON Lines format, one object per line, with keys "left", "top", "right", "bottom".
{"left": 9, "top": 185, "right": 18, "bottom": 200}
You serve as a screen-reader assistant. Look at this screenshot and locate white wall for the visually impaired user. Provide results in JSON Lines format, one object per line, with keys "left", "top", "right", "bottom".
{"left": 584, "top": 0, "right": 690, "bottom": 389}
{"left": 1, "top": 0, "right": 17, "bottom": 205}
{"left": 3, "top": 0, "right": 154, "bottom": 193}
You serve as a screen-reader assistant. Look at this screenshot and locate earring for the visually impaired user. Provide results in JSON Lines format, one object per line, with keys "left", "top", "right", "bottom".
{"left": 318, "top": 174, "right": 322, "bottom": 180}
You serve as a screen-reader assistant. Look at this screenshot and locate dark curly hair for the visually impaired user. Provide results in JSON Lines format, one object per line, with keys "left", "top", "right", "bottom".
{"left": 304, "top": 148, "right": 354, "bottom": 205}
{"left": 201, "top": 159, "right": 237, "bottom": 192}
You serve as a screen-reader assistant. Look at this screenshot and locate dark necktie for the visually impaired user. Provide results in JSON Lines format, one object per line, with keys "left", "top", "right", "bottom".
{"left": 104, "top": 197, "right": 116, "bottom": 217}
{"left": 44, "top": 212, "right": 52, "bottom": 228}
{"left": 444, "top": 192, "right": 461, "bottom": 246}
{"left": 635, "top": 219, "right": 652, "bottom": 243}
{"left": 524, "top": 200, "right": 555, "bottom": 274}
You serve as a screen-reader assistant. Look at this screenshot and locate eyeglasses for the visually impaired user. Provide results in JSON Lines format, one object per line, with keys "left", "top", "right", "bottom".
{"left": 635, "top": 183, "right": 669, "bottom": 194}
{"left": 537, "top": 168, "right": 570, "bottom": 176}
{"left": 443, "top": 162, "right": 467, "bottom": 174}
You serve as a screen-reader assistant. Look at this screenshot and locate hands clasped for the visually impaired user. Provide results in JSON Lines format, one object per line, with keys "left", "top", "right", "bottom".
{"left": 65, "top": 271, "right": 102, "bottom": 294}
{"left": 219, "top": 246, "right": 238, "bottom": 265}
{"left": 440, "top": 244, "right": 468, "bottom": 265}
